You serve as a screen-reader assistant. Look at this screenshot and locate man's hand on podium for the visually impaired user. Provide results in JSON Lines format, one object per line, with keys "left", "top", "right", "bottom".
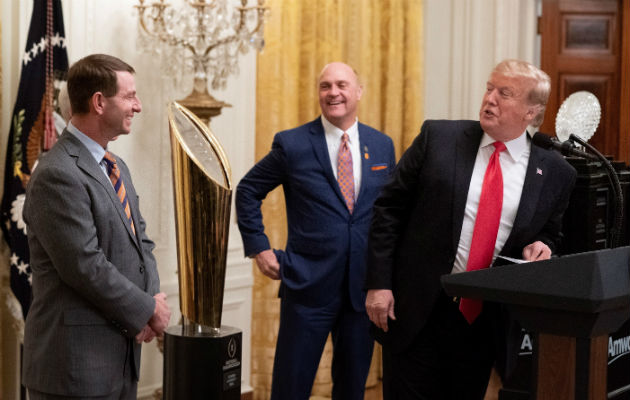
{"left": 522, "top": 241, "right": 551, "bottom": 262}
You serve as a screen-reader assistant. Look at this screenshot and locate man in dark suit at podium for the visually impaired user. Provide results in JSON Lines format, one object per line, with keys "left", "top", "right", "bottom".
{"left": 365, "top": 59, "right": 577, "bottom": 399}
{"left": 236, "top": 62, "right": 395, "bottom": 399}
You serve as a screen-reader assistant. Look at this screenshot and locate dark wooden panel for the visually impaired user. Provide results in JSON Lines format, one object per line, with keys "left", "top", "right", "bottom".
{"left": 557, "top": 55, "right": 617, "bottom": 70}
{"left": 563, "top": 16, "right": 611, "bottom": 51}
{"left": 561, "top": 74, "right": 609, "bottom": 101}
{"left": 559, "top": 0, "right": 618, "bottom": 12}
{"left": 589, "top": 336, "right": 608, "bottom": 399}
{"left": 559, "top": 74, "right": 611, "bottom": 152}
{"left": 541, "top": 0, "right": 622, "bottom": 160}
{"left": 536, "top": 335, "right": 575, "bottom": 400}
{"left": 621, "top": 0, "right": 630, "bottom": 163}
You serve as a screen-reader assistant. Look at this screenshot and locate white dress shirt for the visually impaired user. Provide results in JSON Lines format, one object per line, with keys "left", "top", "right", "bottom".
{"left": 452, "top": 131, "right": 530, "bottom": 274}
{"left": 321, "top": 115, "right": 362, "bottom": 199}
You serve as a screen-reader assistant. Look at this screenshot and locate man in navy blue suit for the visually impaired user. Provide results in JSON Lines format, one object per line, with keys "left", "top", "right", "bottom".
{"left": 236, "top": 62, "right": 395, "bottom": 400}
{"left": 365, "top": 59, "right": 576, "bottom": 399}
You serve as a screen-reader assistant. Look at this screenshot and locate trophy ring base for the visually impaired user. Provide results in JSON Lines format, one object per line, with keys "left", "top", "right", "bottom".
{"left": 163, "top": 325, "right": 242, "bottom": 400}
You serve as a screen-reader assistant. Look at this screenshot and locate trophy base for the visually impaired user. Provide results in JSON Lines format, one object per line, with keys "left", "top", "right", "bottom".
{"left": 163, "top": 325, "right": 242, "bottom": 400}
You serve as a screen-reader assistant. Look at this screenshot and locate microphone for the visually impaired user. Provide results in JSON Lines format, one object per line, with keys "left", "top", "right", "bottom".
{"left": 531, "top": 132, "right": 598, "bottom": 160}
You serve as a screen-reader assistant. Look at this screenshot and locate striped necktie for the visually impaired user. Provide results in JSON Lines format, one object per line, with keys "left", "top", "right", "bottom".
{"left": 337, "top": 132, "right": 355, "bottom": 214}
{"left": 103, "top": 152, "right": 136, "bottom": 234}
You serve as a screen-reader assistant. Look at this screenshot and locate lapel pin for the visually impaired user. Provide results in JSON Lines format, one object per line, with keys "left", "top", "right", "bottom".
{"left": 536, "top": 168, "right": 543, "bottom": 175}
{"left": 364, "top": 145, "right": 369, "bottom": 159}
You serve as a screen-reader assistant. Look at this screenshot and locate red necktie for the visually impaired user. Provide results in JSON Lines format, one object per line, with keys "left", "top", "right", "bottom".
{"left": 337, "top": 133, "right": 355, "bottom": 213}
{"left": 103, "top": 152, "right": 136, "bottom": 234}
{"left": 459, "top": 141, "right": 506, "bottom": 324}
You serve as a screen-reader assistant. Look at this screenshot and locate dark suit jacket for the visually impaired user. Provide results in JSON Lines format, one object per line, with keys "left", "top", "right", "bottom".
{"left": 22, "top": 131, "right": 159, "bottom": 396}
{"left": 365, "top": 120, "right": 576, "bottom": 355}
{"left": 236, "top": 117, "right": 395, "bottom": 311}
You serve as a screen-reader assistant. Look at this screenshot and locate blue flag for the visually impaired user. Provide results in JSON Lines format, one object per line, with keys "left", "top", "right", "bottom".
{"left": 1, "top": 0, "right": 68, "bottom": 320}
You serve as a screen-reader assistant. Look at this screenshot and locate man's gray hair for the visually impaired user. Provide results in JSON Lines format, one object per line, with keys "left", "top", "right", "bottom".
{"left": 492, "top": 59, "right": 551, "bottom": 126}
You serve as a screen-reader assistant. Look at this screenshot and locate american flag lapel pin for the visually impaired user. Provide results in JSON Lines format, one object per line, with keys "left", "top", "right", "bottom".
{"left": 536, "top": 168, "right": 543, "bottom": 175}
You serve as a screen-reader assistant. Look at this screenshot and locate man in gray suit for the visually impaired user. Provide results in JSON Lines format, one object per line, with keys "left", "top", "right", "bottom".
{"left": 22, "top": 54, "right": 171, "bottom": 399}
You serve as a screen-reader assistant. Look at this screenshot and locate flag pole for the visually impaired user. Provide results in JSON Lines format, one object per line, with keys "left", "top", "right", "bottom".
{"left": 0, "top": 0, "right": 68, "bottom": 395}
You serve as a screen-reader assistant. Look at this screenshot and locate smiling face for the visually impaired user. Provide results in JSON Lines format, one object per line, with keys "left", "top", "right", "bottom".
{"left": 102, "top": 71, "right": 142, "bottom": 139}
{"left": 318, "top": 62, "right": 363, "bottom": 131}
{"left": 479, "top": 72, "right": 539, "bottom": 142}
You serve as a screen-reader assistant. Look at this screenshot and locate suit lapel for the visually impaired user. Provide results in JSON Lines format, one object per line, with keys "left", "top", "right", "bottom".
{"left": 355, "top": 124, "right": 371, "bottom": 209}
{"left": 308, "top": 118, "right": 349, "bottom": 210}
{"left": 452, "top": 123, "right": 484, "bottom": 251}
{"left": 502, "top": 136, "right": 547, "bottom": 252}
{"left": 62, "top": 133, "right": 141, "bottom": 250}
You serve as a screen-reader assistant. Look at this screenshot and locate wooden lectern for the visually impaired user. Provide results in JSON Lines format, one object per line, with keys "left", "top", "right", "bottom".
{"left": 441, "top": 247, "right": 630, "bottom": 400}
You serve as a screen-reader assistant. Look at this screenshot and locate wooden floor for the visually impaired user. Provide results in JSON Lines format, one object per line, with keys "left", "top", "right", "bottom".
{"left": 364, "top": 382, "right": 382, "bottom": 400}
{"left": 359, "top": 368, "right": 502, "bottom": 400}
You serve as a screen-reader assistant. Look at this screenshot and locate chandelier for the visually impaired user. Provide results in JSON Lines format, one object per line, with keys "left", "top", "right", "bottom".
{"left": 135, "top": 0, "right": 268, "bottom": 122}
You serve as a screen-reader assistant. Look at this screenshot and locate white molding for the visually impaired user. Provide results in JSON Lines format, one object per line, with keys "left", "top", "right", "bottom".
{"left": 224, "top": 296, "right": 247, "bottom": 311}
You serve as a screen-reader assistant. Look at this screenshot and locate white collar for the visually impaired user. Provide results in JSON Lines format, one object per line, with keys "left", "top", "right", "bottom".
{"left": 480, "top": 130, "right": 529, "bottom": 161}
{"left": 321, "top": 115, "right": 359, "bottom": 142}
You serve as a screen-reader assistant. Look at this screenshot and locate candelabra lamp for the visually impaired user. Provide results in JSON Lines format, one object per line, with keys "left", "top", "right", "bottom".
{"left": 135, "top": 0, "right": 268, "bottom": 123}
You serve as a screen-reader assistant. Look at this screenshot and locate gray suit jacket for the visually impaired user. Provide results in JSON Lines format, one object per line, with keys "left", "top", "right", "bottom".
{"left": 22, "top": 131, "right": 160, "bottom": 397}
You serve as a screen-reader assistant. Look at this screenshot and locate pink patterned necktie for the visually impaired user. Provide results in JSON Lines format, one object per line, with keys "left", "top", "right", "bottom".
{"left": 103, "top": 152, "right": 136, "bottom": 234}
{"left": 459, "top": 141, "right": 506, "bottom": 324}
{"left": 337, "top": 133, "right": 355, "bottom": 213}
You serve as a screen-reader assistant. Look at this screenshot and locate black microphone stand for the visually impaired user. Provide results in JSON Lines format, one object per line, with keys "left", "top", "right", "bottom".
{"left": 569, "top": 134, "right": 624, "bottom": 248}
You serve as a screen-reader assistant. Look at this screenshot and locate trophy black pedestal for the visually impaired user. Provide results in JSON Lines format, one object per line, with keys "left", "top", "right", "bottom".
{"left": 163, "top": 325, "right": 242, "bottom": 400}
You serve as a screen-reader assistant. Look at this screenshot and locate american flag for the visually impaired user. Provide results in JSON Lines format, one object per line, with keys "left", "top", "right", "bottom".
{"left": 1, "top": 0, "right": 68, "bottom": 327}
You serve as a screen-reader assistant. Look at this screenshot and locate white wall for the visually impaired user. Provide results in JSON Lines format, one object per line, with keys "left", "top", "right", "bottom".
{"left": 1, "top": 1, "right": 255, "bottom": 399}
{"left": 423, "top": 0, "right": 539, "bottom": 121}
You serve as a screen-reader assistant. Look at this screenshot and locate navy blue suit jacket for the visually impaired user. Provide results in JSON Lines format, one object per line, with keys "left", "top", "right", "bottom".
{"left": 236, "top": 117, "right": 395, "bottom": 311}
